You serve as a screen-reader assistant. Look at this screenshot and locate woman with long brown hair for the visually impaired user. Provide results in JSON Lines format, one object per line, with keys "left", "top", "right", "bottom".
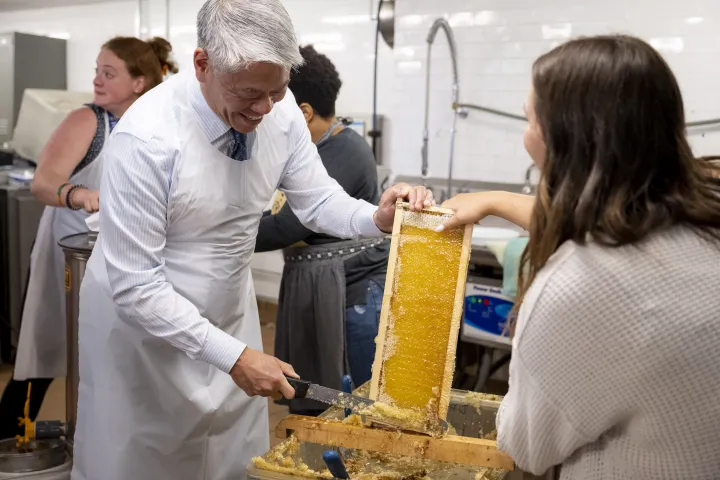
{"left": 442, "top": 35, "right": 720, "bottom": 478}
{"left": 0, "top": 36, "right": 178, "bottom": 440}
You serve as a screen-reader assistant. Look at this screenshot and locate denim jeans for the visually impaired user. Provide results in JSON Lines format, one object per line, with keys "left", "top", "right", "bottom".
{"left": 345, "top": 279, "right": 383, "bottom": 387}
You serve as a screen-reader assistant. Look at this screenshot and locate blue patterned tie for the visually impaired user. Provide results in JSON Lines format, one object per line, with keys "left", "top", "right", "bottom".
{"left": 230, "top": 129, "right": 248, "bottom": 161}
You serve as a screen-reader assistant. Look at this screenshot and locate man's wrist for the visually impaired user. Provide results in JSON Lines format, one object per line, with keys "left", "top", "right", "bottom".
{"left": 230, "top": 348, "right": 249, "bottom": 376}
{"left": 355, "top": 202, "right": 385, "bottom": 237}
{"left": 197, "top": 326, "right": 247, "bottom": 373}
{"left": 373, "top": 209, "right": 391, "bottom": 234}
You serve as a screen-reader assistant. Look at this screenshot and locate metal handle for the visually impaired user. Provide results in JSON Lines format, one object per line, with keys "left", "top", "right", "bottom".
{"left": 285, "top": 376, "right": 310, "bottom": 398}
{"left": 34, "top": 420, "right": 66, "bottom": 440}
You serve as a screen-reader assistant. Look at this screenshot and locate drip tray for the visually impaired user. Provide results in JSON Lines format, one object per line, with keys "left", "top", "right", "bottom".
{"left": 0, "top": 439, "right": 67, "bottom": 474}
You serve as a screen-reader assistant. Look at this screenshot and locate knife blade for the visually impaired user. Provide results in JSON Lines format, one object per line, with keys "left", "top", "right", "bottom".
{"left": 286, "top": 376, "right": 374, "bottom": 413}
{"left": 284, "top": 377, "right": 449, "bottom": 435}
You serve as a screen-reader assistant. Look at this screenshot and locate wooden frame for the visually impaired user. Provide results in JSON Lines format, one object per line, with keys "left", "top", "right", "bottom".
{"left": 370, "top": 201, "right": 473, "bottom": 421}
{"left": 275, "top": 415, "right": 514, "bottom": 471}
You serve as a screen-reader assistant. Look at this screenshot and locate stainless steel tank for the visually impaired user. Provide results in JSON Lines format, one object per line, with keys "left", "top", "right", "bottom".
{"left": 57, "top": 232, "right": 96, "bottom": 455}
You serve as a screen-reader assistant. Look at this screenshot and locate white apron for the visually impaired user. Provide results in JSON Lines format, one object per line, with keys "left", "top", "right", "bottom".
{"left": 13, "top": 111, "right": 110, "bottom": 381}
{"left": 72, "top": 82, "right": 287, "bottom": 480}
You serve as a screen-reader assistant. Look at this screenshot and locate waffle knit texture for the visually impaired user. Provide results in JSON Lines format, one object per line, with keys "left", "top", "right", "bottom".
{"left": 497, "top": 226, "right": 720, "bottom": 479}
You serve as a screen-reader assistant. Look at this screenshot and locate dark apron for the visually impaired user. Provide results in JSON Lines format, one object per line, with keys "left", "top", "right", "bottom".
{"left": 274, "top": 237, "right": 386, "bottom": 413}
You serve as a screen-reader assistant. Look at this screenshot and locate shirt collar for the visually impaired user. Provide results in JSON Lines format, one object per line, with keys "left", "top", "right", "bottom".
{"left": 188, "top": 74, "right": 231, "bottom": 143}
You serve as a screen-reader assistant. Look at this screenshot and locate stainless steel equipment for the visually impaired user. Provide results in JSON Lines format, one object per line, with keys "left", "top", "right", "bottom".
{"left": 377, "top": 0, "right": 395, "bottom": 48}
{"left": 421, "top": 18, "right": 461, "bottom": 203}
{"left": 0, "top": 439, "right": 67, "bottom": 474}
{"left": 0, "top": 32, "right": 67, "bottom": 145}
{"left": 0, "top": 183, "right": 45, "bottom": 362}
{"left": 58, "top": 232, "right": 97, "bottom": 454}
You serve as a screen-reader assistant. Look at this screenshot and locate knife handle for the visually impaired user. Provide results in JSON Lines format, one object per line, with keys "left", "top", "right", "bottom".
{"left": 341, "top": 375, "right": 353, "bottom": 418}
{"left": 285, "top": 376, "right": 310, "bottom": 398}
{"left": 322, "top": 450, "right": 349, "bottom": 479}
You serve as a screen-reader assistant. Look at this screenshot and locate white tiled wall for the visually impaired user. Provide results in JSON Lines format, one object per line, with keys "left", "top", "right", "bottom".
{"left": 2, "top": 0, "right": 719, "bottom": 188}
{"left": 0, "top": 1, "right": 137, "bottom": 92}
{"left": 390, "top": 0, "right": 720, "bottom": 185}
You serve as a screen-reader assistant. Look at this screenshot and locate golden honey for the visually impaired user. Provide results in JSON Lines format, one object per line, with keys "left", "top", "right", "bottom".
{"left": 374, "top": 210, "right": 467, "bottom": 420}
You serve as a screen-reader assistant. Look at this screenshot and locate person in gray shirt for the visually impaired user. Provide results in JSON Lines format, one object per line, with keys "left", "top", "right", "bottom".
{"left": 256, "top": 45, "right": 389, "bottom": 416}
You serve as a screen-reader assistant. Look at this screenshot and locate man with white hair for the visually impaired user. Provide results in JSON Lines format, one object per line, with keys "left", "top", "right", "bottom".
{"left": 70, "top": 1, "right": 433, "bottom": 479}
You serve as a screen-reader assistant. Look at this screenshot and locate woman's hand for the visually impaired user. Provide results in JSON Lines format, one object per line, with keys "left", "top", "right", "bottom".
{"left": 436, "top": 192, "right": 496, "bottom": 231}
{"left": 438, "top": 191, "right": 535, "bottom": 232}
{"left": 373, "top": 183, "right": 435, "bottom": 233}
{"left": 71, "top": 188, "right": 100, "bottom": 213}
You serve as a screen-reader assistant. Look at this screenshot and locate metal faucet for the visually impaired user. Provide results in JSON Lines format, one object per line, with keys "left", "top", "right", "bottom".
{"left": 522, "top": 163, "right": 538, "bottom": 194}
{"left": 421, "top": 18, "right": 462, "bottom": 200}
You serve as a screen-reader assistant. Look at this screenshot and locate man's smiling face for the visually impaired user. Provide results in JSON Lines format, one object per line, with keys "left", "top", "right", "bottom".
{"left": 194, "top": 48, "right": 290, "bottom": 133}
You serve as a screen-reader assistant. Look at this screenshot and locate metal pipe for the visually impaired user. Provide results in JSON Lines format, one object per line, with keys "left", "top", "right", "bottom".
{"left": 137, "top": 0, "right": 150, "bottom": 37}
{"left": 165, "top": 0, "right": 170, "bottom": 40}
{"left": 59, "top": 232, "right": 97, "bottom": 455}
{"left": 687, "top": 118, "right": 720, "bottom": 128}
{"left": 455, "top": 101, "right": 720, "bottom": 128}
{"left": 422, "top": 18, "right": 461, "bottom": 199}
{"left": 455, "top": 102, "right": 526, "bottom": 122}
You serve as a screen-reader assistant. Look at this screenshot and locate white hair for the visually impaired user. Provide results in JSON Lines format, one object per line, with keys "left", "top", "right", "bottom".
{"left": 197, "top": 0, "right": 304, "bottom": 73}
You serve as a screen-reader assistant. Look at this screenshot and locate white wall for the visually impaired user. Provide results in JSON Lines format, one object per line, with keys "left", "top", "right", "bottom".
{"left": 2, "top": 0, "right": 719, "bottom": 301}
{"left": 3, "top": 0, "right": 717, "bottom": 186}
{"left": 390, "top": 0, "right": 720, "bottom": 185}
{"left": 0, "top": 1, "right": 136, "bottom": 92}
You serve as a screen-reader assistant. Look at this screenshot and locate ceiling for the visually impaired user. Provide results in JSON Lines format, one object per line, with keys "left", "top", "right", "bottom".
{"left": 0, "top": 0, "right": 115, "bottom": 12}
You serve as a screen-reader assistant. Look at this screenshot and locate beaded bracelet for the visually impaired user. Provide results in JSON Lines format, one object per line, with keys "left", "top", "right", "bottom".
{"left": 66, "top": 184, "right": 86, "bottom": 211}
{"left": 57, "top": 183, "right": 71, "bottom": 206}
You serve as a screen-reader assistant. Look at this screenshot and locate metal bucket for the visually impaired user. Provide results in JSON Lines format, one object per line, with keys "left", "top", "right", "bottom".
{"left": 57, "top": 232, "right": 97, "bottom": 455}
{"left": 0, "top": 439, "right": 67, "bottom": 474}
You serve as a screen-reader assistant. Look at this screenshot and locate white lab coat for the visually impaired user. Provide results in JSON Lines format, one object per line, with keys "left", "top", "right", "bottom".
{"left": 13, "top": 110, "right": 109, "bottom": 381}
{"left": 71, "top": 77, "right": 285, "bottom": 480}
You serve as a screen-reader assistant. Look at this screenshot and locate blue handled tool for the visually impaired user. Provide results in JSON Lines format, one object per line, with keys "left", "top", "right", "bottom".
{"left": 322, "top": 450, "right": 349, "bottom": 479}
{"left": 341, "top": 375, "right": 353, "bottom": 417}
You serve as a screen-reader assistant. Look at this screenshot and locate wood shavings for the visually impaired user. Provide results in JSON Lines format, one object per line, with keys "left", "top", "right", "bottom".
{"left": 462, "top": 392, "right": 503, "bottom": 415}
{"left": 356, "top": 400, "right": 445, "bottom": 437}
{"left": 343, "top": 414, "right": 365, "bottom": 426}
{"left": 251, "top": 457, "right": 333, "bottom": 479}
{"left": 252, "top": 436, "right": 334, "bottom": 479}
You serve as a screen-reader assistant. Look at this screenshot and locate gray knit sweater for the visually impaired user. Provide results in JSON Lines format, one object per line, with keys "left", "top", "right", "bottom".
{"left": 497, "top": 226, "right": 720, "bottom": 479}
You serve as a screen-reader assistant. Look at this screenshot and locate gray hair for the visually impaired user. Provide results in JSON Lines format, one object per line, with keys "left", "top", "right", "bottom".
{"left": 197, "top": 0, "right": 304, "bottom": 73}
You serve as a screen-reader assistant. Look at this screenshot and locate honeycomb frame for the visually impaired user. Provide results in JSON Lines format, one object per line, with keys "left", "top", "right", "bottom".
{"left": 369, "top": 200, "right": 473, "bottom": 423}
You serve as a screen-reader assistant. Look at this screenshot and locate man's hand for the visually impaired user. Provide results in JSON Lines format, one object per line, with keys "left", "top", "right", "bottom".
{"left": 373, "top": 183, "right": 434, "bottom": 233}
{"left": 230, "top": 348, "right": 299, "bottom": 400}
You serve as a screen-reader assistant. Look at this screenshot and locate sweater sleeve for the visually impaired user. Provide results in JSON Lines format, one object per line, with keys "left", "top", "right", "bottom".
{"left": 496, "top": 243, "right": 634, "bottom": 475}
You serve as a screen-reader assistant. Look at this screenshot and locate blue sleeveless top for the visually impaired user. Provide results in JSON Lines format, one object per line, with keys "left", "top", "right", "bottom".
{"left": 71, "top": 104, "right": 119, "bottom": 177}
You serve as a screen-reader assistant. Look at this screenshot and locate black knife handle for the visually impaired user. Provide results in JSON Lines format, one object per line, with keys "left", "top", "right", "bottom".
{"left": 285, "top": 376, "right": 311, "bottom": 398}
